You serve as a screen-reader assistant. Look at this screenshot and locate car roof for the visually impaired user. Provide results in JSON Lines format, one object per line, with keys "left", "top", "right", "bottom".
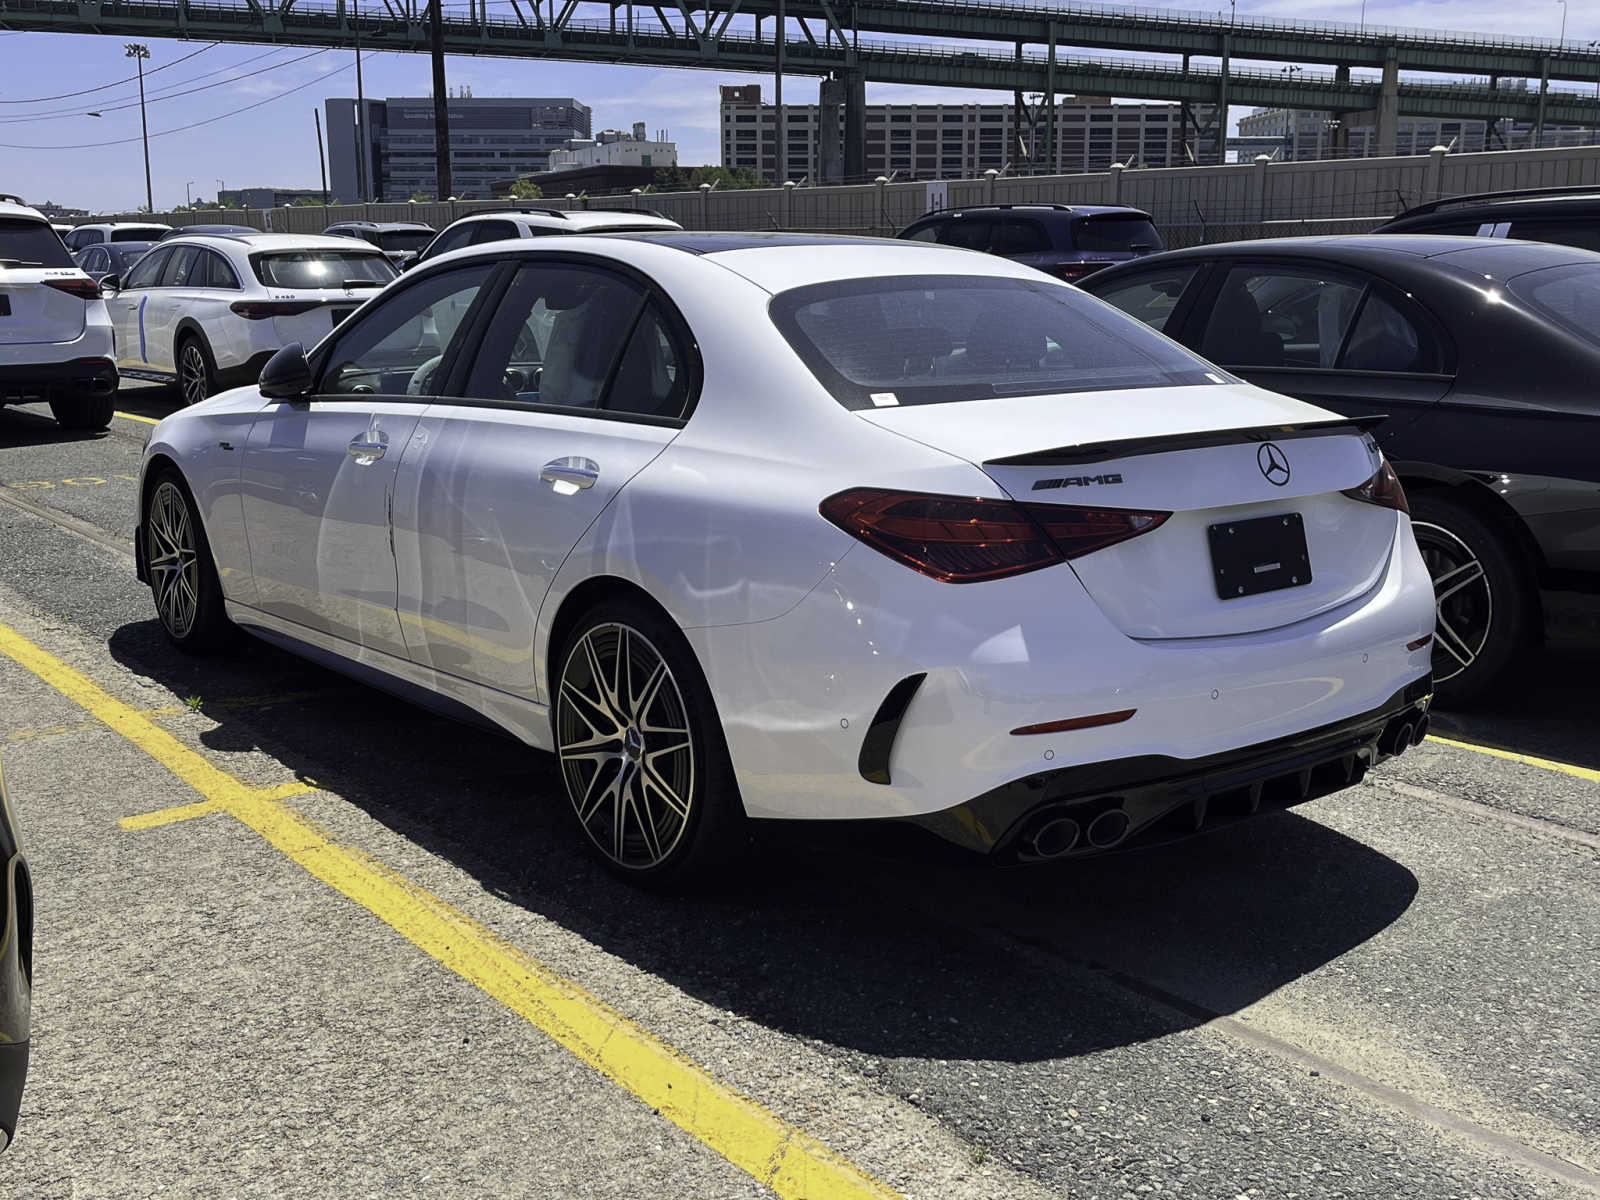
{"left": 449, "top": 209, "right": 682, "bottom": 232}
{"left": 179, "top": 232, "right": 393, "bottom": 253}
{"left": 0, "top": 197, "right": 48, "bottom": 224}
{"left": 78, "top": 220, "right": 173, "bottom": 230}
{"left": 162, "top": 224, "right": 258, "bottom": 238}
{"left": 328, "top": 220, "right": 434, "bottom": 231}
{"left": 913, "top": 204, "right": 1152, "bottom": 220}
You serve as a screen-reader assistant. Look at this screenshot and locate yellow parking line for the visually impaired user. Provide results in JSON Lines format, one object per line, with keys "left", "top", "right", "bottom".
{"left": 114, "top": 411, "right": 160, "bottom": 426}
{"left": 121, "top": 780, "right": 317, "bottom": 830}
{"left": 1428, "top": 734, "right": 1600, "bottom": 786}
{"left": 0, "top": 619, "right": 899, "bottom": 1200}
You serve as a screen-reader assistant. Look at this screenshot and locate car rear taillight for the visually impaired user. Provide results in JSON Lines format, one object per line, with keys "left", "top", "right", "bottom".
{"left": 1052, "top": 263, "right": 1094, "bottom": 282}
{"left": 229, "top": 299, "right": 324, "bottom": 319}
{"left": 43, "top": 276, "right": 101, "bottom": 300}
{"left": 820, "top": 488, "right": 1169, "bottom": 584}
{"left": 1341, "top": 458, "right": 1409, "bottom": 513}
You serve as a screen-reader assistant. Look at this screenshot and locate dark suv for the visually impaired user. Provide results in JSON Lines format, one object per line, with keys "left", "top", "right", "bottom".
{"left": 1376, "top": 186, "right": 1600, "bottom": 253}
{"left": 322, "top": 220, "right": 437, "bottom": 268}
{"left": 896, "top": 204, "right": 1163, "bottom": 282}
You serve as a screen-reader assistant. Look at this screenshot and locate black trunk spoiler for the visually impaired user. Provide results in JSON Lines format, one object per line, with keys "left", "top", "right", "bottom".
{"left": 985, "top": 414, "right": 1388, "bottom": 468}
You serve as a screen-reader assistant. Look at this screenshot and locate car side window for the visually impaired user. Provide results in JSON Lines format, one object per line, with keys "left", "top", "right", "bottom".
{"left": 319, "top": 263, "right": 496, "bottom": 397}
{"left": 605, "top": 302, "right": 691, "bottom": 419}
{"left": 462, "top": 263, "right": 647, "bottom": 410}
{"left": 937, "top": 217, "right": 992, "bottom": 251}
{"left": 122, "top": 247, "right": 171, "bottom": 290}
{"left": 470, "top": 220, "right": 519, "bottom": 245}
{"left": 162, "top": 245, "right": 202, "bottom": 287}
{"left": 1200, "top": 266, "right": 1364, "bottom": 369}
{"left": 83, "top": 247, "right": 105, "bottom": 274}
{"left": 1091, "top": 266, "right": 1199, "bottom": 332}
{"left": 903, "top": 221, "right": 942, "bottom": 243}
{"left": 1338, "top": 290, "right": 1446, "bottom": 374}
{"left": 1504, "top": 219, "right": 1600, "bottom": 254}
{"left": 422, "top": 225, "right": 473, "bottom": 260}
{"left": 994, "top": 218, "right": 1051, "bottom": 255}
{"left": 203, "top": 251, "right": 242, "bottom": 290}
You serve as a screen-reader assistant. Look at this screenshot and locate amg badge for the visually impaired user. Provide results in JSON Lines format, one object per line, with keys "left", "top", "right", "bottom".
{"left": 1032, "top": 473, "right": 1124, "bottom": 491}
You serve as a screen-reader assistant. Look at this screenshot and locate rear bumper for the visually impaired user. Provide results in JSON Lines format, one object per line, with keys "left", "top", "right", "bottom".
{"left": 913, "top": 674, "right": 1432, "bottom": 858}
{"left": 0, "top": 356, "right": 117, "bottom": 401}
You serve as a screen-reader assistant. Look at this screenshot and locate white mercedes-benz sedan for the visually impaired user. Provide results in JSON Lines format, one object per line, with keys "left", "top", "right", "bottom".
{"left": 135, "top": 232, "right": 1436, "bottom": 885}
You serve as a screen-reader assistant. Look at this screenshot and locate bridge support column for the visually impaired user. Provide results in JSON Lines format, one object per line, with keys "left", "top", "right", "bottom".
{"left": 1376, "top": 48, "right": 1399, "bottom": 158}
{"left": 1046, "top": 23, "right": 1057, "bottom": 174}
{"left": 844, "top": 68, "right": 866, "bottom": 184}
{"left": 1217, "top": 35, "right": 1231, "bottom": 165}
{"left": 1425, "top": 143, "right": 1448, "bottom": 199}
{"left": 1535, "top": 57, "right": 1550, "bottom": 147}
{"left": 818, "top": 75, "right": 844, "bottom": 184}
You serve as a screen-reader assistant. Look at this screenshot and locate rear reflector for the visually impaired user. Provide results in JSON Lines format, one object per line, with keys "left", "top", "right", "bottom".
{"left": 1011, "top": 709, "right": 1137, "bottom": 736}
{"left": 229, "top": 299, "right": 324, "bottom": 319}
{"left": 820, "top": 488, "right": 1170, "bottom": 584}
{"left": 1406, "top": 634, "right": 1433, "bottom": 652}
{"left": 1342, "top": 457, "right": 1409, "bottom": 513}
{"left": 42, "top": 276, "right": 101, "bottom": 300}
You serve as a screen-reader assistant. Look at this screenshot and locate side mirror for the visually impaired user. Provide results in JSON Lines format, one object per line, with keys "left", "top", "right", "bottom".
{"left": 99, "top": 274, "right": 120, "bottom": 296}
{"left": 259, "top": 342, "right": 313, "bottom": 400}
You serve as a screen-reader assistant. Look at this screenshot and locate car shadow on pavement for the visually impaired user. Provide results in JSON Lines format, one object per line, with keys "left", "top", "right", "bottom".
{"left": 109, "top": 620, "right": 1420, "bottom": 1063}
{"left": 0, "top": 405, "right": 110, "bottom": 446}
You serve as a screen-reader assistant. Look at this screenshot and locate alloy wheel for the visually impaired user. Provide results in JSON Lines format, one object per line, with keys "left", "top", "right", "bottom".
{"left": 179, "top": 343, "right": 209, "bottom": 406}
{"left": 147, "top": 481, "right": 201, "bottom": 639}
{"left": 556, "top": 623, "right": 695, "bottom": 870}
{"left": 1412, "top": 520, "right": 1492, "bottom": 684}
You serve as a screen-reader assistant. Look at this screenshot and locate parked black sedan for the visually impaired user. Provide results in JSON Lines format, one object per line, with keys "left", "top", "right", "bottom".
{"left": 0, "top": 759, "right": 30, "bottom": 1152}
{"left": 1083, "top": 235, "right": 1600, "bottom": 704}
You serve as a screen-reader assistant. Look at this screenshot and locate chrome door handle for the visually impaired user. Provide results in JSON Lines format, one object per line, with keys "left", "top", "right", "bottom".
{"left": 347, "top": 437, "right": 387, "bottom": 462}
{"left": 541, "top": 457, "right": 598, "bottom": 491}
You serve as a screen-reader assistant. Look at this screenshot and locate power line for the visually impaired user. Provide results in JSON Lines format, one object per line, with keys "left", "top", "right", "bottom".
{"left": 0, "top": 47, "right": 329, "bottom": 124}
{"left": 0, "top": 55, "right": 367, "bottom": 149}
{"left": 0, "top": 42, "right": 216, "bottom": 104}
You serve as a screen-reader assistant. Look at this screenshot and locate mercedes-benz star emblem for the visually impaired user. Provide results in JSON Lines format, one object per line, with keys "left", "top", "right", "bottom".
{"left": 1257, "top": 442, "right": 1291, "bottom": 487}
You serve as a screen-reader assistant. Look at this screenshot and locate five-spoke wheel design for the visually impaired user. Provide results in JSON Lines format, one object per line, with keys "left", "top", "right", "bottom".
{"left": 147, "top": 480, "right": 202, "bottom": 640}
{"left": 556, "top": 622, "right": 696, "bottom": 871}
{"left": 179, "top": 340, "right": 212, "bottom": 407}
{"left": 1412, "top": 520, "right": 1492, "bottom": 686}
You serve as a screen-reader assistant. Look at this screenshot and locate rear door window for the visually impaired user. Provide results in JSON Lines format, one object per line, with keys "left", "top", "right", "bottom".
{"left": 994, "top": 218, "right": 1051, "bottom": 255}
{"left": 936, "top": 216, "right": 994, "bottom": 251}
{"left": 1089, "top": 265, "right": 1199, "bottom": 332}
{"left": 0, "top": 218, "right": 74, "bottom": 268}
{"left": 902, "top": 221, "right": 943, "bottom": 243}
{"left": 161, "top": 245, "right": 202, "bottom": 287}
{"left": 469, "top": 220, "right": 520, "bottom": 246}
{"left": 1337, "top": 291, "right": 1446, "bottom": 373}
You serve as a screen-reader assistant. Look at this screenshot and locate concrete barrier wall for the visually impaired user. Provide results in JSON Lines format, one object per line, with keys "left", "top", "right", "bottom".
{"left": 90, "top": 143, "right": 1600, "bottom": 247}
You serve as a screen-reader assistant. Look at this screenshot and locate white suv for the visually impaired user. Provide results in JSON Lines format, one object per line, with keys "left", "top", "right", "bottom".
{"left": 0, "top": 195, "right": 118, "bottom": 430}
{"left": 63, "top": 222, "right": 172, "bottom": 253}
{"left": 103, "top": 232, "right": 395, "bottom": 406}
{"left": 414, "top": 208, "right": 682, "bottom": 265}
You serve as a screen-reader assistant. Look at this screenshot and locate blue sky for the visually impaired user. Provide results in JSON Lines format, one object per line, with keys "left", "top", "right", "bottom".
{"left": 0, "top": 0, "right": 1589, "bottom": 213}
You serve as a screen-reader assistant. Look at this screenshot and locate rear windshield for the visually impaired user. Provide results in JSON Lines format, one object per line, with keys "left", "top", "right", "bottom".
{"left": 1072, "top": 215, "right": 1163, "bottom": 254}
{"left": 1507, "top": 263, "right": 1600, "bottom": 348}
{"left": 377, "top": 229, "right": 434, "bottom": 253}
{"left": 770, "top": 275, "right": 1223, "bottom": 409}
{"left": 108, "top": 244, "right": 156, "bottom": 269}
{"left": 0, "top": 217, "right": 74, "bottom": 268}
{"left": 112, "top": 225, "right": 170, "bottom": 242}
{"left": 251, "top": 251, "right": 397, "bottom": 289}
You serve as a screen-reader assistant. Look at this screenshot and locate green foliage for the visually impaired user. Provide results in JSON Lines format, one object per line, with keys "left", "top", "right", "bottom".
{"left": 409, "top": 191, "right": 432, "bottom": 203}
{"left": 507, "top": 178, "right": 544, "bottom": 199}
{"left": 651, "top": 165, "right": 764, "bottom": 193}
{"left": 290, "top": 196, "right": 325, "bottom": 206}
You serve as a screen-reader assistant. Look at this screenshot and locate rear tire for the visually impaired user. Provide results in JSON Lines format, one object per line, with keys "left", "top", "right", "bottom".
{"left": 1408, "top": 491, "right": 1529, "bottom": 707}
{"left": 553, "top": 599, "right": 746, "bottom": 889}
{"left": 48, "top": 392, "right": 115, "bottom": 431}
{"left": 143, "top": 468, "right": 234, "bottom": 653}
{"left": 176, "top": 335, "right": 216, "bottom": 408}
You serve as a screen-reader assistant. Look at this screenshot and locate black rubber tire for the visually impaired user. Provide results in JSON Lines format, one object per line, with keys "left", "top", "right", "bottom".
{"left": 48, "top": 392, "right": 115, "bottom": 431}
{"left": 1408, "top": 490, "right": 1530, "bottom": 708}
{"left": 143, "top": 467, "right": 235, "bottom": 654}
{"left": 553, "top": 598, "right": 747, "bottom": 889}
{"left": 176, "top": 334, "right": 217, "bottom": 407}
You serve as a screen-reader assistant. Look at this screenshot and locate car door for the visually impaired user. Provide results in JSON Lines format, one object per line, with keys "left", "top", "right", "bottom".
{"left": 1182, "top": 260, "right": 1454, "bottom": 452}
{"left": 392, "top": 258, "right": 690, "bottom": 700}
{"left": 144, "top": 244, "right": 209, "bottom": 373}
{"left": 992, "top": 215, "right": 1054, "bottom": 272}
{"left": 110, "top": 245, "right": 173, "bottom": 372}
{"left": 238, "top": 261, "right": 499, "bottom": 657}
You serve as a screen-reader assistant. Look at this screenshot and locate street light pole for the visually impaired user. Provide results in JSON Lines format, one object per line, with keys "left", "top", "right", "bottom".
{"left": 185, "top": 180, "right": 194, "bottom": 207}
{"left": 1555, "top": 0, "right": 1567, "bottom": 43}
{"left": 125, "top": 43, "right": 152, "bottom": 213}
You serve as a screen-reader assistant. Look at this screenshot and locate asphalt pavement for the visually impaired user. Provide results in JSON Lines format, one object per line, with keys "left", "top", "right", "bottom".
{"left": 0, "top": 391, "right": 1595, "bottom": 1200}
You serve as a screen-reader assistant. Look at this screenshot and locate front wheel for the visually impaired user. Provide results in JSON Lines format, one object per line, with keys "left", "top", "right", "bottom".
{"left": 143, "top": 470, "right": 234, "bottom": 652}
{"left": 553, "top": 601, "right": 744, "bottom": 888}
{"left": 1408, "top": 491, "right": 1530, "bottom": 707}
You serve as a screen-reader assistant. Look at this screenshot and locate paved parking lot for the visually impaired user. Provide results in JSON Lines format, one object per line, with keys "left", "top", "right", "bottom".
{"left": 0, "top": 391, "right": 1596, "bottom": 1199}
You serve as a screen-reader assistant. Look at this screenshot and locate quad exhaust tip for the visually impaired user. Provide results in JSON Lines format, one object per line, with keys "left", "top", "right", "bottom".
{"left": 1412, "top": 714, "right": 1430, "bottom": 746}
{"left": 1086, "top": 807, "right": 1131, "bottom": 849}
{"left": 1028, "top": 816, "right": 1081, "bottom": 859}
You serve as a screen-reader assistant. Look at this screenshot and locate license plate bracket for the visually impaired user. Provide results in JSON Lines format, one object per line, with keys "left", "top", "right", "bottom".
{"left": 1209, "top": 512, "right": 1311, "bottom": 600}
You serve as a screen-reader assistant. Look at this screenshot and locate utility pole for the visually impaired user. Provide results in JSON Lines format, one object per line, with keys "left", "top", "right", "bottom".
{"left": 429, "top": 0, "right": 453, "bottom": 200}
{"left": 353, "top": 0, "right": 368, "bottom": 202}
{"left": 775, "top": 0, "right": 785, "bottom": 185}
{"left": 125, "top": 43, "right": 152, "bottom": 212}
{"left": 314, "top": 108, "right": 329, "bottom": 204}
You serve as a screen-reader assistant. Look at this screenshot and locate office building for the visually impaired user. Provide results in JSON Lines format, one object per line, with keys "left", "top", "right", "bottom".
{"left": 1239, "top": 106, "right": 1596, "bottom": 160}
{"left": 719, "top": 84, "right": 1217, "bottom": 182}
{"left": 326, "top": 94, "right": 593, "bottom": 201}
{"left": 218, "top": 187, "right": 323, "bottom": 209}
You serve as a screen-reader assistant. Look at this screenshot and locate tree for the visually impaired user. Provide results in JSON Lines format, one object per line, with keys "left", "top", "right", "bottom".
{"left": 507, "top": 178, "right": 543, "bottom": 200}
{"left": 409, "top": 191, "right": 432, "bottom": 203}
{"left": 290, "top": 196, "right": 324, "bottom": 206}
{"left": 652, "top": 165, "right": 763, "bottom": 192}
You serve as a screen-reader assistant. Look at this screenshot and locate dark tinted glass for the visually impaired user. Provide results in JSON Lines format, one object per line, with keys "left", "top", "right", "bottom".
{"left": 1507, "top": 263, "right": 1600, "bottom": 348}
{"left": 606, "top": 303, "right": 689, "bottom": 418}
{"left": 421, "top": 226, "right": 473, "bottom": 260}
{"left": 161, "top": 245, "right": 202, "bottom": 286}
{"left": 469, "top": 220, "right": 519, "bottom": 245}
{"left": 321, "top": 264, "right": 494, "bottom": 396}
{"left": 252, "top": 251, "right": 396, "bottom": 288}
{"left": 902, "top": 221, "right": 942, "bottom": 243}
{"left": 0, "top": 218, "right": 74, "bottom": 268}
{"left": 1504, "top": 219, "right": 1600, "bottom": 254}
{"left": 1090, "top": 265, "right": 1198, "bottom": 332}
{"left": 771, "top": 274, "right": 1221, "bottom": 409}
{"left": 377, "top": 229, "right": 435, "bottom": 253}
{"left": 994, "top": 218, "right": 1051, "bottom": 254}
{"left": 122, "top": 247, "right": 169, "bottom": 289}
{"left": 111, "top": 225, "right": 169, "bottom": 242}
{"left": 203, "top": 251, "right": 241, "bottom": 289}
{"left": 1338, "top": 292, "right": 1444, "bottom": 373}
{"left": 1200, "top": 266, "right": 1363, "bottom": 369}
{"left": 1071, "top": 215, "right": 1162, "bottom": 253}
{"left": 937, "top": 217, "right": 992, "bottom": 250}
{"left": 107, "top": 244, "right": 155, "bottom": 271}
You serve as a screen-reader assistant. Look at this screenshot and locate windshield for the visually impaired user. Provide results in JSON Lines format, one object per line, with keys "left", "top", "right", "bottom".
{"left": 0, "top": 218, "right": 74, "bottom": 268}
{"left": 251, "top": 251, "right": 396, "bottom": 289}
{"left": 377, "top": 229, "right": 434, "bottom": 253}
{"left": 1507, "top": 263, "right": 1600, "bottom": 348}
{"left": 1072, "top": 215, "right": 1163, "bottom": 254}
{"left": 770, "top": 275, "right": 1223, "bottom": 408}
{"left": 112, "top": 225, "right": 169, "bottom": 242}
